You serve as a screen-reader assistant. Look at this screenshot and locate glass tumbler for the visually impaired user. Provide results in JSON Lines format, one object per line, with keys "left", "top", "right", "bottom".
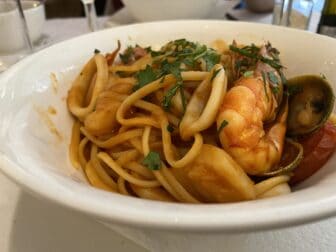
{"left": 0, "top": 0, "right": 44, "bottom": 72}
{"left": 272, "top": 0, "right": 314, "bottom": 30}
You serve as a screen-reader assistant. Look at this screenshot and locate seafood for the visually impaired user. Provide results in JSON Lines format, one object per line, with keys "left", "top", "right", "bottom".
{"left": 217, "top": 44, "right": 287, "bottom": 175}
{"left": 286, "top": 75, "right": 335, "bottom": 136}
{"left": 84, "top": 87, "right": 130, "bottom": 136}
{"left": 172, "top": 144, "right": 256, "bottom": 203}
{"left": 67, "top": 38, "right": 336, "bottom": 203}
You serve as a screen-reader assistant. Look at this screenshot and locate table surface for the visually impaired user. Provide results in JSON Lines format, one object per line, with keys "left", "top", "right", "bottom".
{"left": 2, "top": 2, "right": 336, "bottom": 252}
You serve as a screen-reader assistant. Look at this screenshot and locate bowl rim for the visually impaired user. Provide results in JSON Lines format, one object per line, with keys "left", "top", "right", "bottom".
{"left": 1, "top": 20, "right": 336, "bottom": 232}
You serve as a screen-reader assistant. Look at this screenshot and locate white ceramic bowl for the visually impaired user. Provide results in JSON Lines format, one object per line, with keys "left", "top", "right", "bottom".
{"left": 122, "top": 0, "right": 217, "bottom": 21}
{"left": 0, "top": 0, "right": 45, "bottom": 53}
{"left": 0, "top": 21, "right": 336, "bottom": 251}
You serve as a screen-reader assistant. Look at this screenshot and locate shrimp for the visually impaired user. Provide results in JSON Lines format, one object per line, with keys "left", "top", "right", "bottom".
{"left": 216, "top": 44, "right": 287, "bottom": 175}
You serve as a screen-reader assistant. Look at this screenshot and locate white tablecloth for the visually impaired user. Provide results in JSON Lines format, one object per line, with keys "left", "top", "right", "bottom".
{"left": 1, "top": 3, "right": 336, "bottom": 252}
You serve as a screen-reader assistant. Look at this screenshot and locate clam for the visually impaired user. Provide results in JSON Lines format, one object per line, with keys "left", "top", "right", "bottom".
{"left": 286, "top": 75, "right": 335, "bottom": 136}
{"left": 258, "top": 75, "right": 334, "bottom": 177}
{"left": 260, "top": 138, "right": 303, "bottom": 177}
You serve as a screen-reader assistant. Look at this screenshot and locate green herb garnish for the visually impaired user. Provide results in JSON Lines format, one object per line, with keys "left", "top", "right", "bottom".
{"left": 152, "top": 39, "right": 220, "bottom": 72}
{"left": 261, "top": 71, "right": 269, "bottom": 101}
{"left": 211, "top": 68, "right": 221, "bottom": 81}
{"left": 218, "top": 120, "right": 229, "bottom": 133}
{"left": 145, "top": 46, "right": 163, "bottom": 57}
{"left": 133, "top": 65, "right": 158, "bottom": 90}
{"left": 160, "top": 60, "right": 185, "bottom": 111}
{"left": 229, "top": 44, "right": 258, "bottom": 58}
{"left": 271, "top": 86, "right": 279, "bottom": 94}
{"left": 161, "top": 60, "right": 182, "bottom": 81}
{"left": 192, "top": 44, "right": 208, "bottom": 60}
{"left": 130, "top": 39, "right": 221, "bottom": 111}
{"left": 267, "top": 71, "right": 279, "bottom": 84}
{"left": 142, "top": 151, "right": 162, "bottom": 170}
{"left": 229, "top": 44, "right": 283, "bottom": 70}
{"left": 94, "top": 49, "right": 100, "bottom": 54}
{"left": 279, "top": 71, "right": 287, "bottom": 85}
{"left": 267, "top": 71, "right": 280, "bottom": 94}
{"left": 119, "top": 46, "right": 134, "bottom": 64}
{"left": 243, "top": 70, "right": 254, "bottom": 78}
{"left": 162, "top": 84, "right": 182, "bottom": 111}
{"left": 260, "top": 57, "right": 282, "bottom": 70}
{"left": 202, "top": 50, "right": 221, "bottom": 71}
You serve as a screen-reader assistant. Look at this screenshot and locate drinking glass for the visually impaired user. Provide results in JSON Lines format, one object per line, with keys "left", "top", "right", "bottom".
{"left": 0, "top": 0, "right": 33, "bottom": 73}
{"left": 0, "top": 0, "right": 33, "bottom": 72}
{"left": 81, "top": 0, "right": 98, "bottom": 31}
{"left": 272, "top": 0, "right": 314, "bottom": 30}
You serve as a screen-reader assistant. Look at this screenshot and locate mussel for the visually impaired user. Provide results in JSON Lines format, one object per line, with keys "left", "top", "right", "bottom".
{"left": 286, "top": 75, "right": 335, "bottom": 136}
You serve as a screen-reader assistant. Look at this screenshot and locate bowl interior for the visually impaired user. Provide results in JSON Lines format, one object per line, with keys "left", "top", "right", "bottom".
{"left": 0, "top": 20, "right": 336, "bottom": 231}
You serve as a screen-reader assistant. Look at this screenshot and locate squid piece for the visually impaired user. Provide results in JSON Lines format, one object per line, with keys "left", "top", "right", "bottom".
{"left": 84, "top": 81, "right": 133, "bottom": 136}
{"left": 172, "top": 144, "right": 256, "bottom": 203}
{"left": 67, "top": 54, "right": 109, "bottom": 121}
{"left": 179, "top": 64, "right": 227, "bottom": 140}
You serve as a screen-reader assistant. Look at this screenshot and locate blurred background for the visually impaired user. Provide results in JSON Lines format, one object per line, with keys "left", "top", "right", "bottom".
{"left": 43, "top": 0, "right": 324, "bottom": 18}
{"left": 0, "top": 0, "right": 332, "bottom": 72}
{"left": 45, "top": 0, "right": 123, "bottom": 18}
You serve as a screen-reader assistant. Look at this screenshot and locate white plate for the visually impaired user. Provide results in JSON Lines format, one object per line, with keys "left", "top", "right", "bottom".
{"left": 0, "top": 21, "right": 336, "bottom": 238}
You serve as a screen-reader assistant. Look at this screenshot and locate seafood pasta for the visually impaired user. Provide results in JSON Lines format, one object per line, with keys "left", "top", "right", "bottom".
{"left": 67, "top": 39, "right": 336, "bottom": 203}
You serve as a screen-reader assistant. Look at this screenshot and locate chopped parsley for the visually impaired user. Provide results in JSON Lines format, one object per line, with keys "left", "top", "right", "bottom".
{"left": 229, "top": 44, "right": 283, "bottom": 71}
{"left": 211, "top": 68, "right": 221, "bottom": 81}
{"left": 154, "top": 39, "right": 220, "bottom": 110}
{"left": 146, "top": 46, "right": 164, "bottom": 57}
{"left": 133, "top": 65, "right": 159, "bottom": 90}
{"left": 119, "top": 46, "right": 134, "bottom": 64}
{"left": 271, "top": 86, "right": 279, "bottom": 94}
{"left": 128, "top": 39, "right": 221, "bottom": 111}
{"left": 161, "top": 60, "right": 182, "bottom": 81}
{"left": 160, "top": 60, "right": 186, "bottom": 111}
{"left": 261, "top": 71, "right": 269, "bottom": 101}
{"left": 279, "top": 71, "right": 287, "bottom": 85}
{"left": 267, "top": 71, "right": 279, "bottom": 84}
{"left": 243, "top": 70, "right": 254, "bottom": 78}
{"left": 202, "top": 50, "right": 221, "bottom": 71}
{"left": 94, "top": 49, "right": 100, "bottom": 54}
{"left": 218, "top": 120, "right": 229, "bottom": 133}
{"left": 162, "top": 84, "right": 182, "bottom": 111}
{"left": 229, "top": 43, "right": 259, "bottom": 58}
{"left": 229, "top": 42, "right": 285, "bottom": 98}
{"left": 154, "top": 39, "right": 220, "bottom": 73}
{"left": 267, "top": 71, "right": 280, "bottom": 94}
{"left": 142, "top": 151, "right": 162, "bottom": 170}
